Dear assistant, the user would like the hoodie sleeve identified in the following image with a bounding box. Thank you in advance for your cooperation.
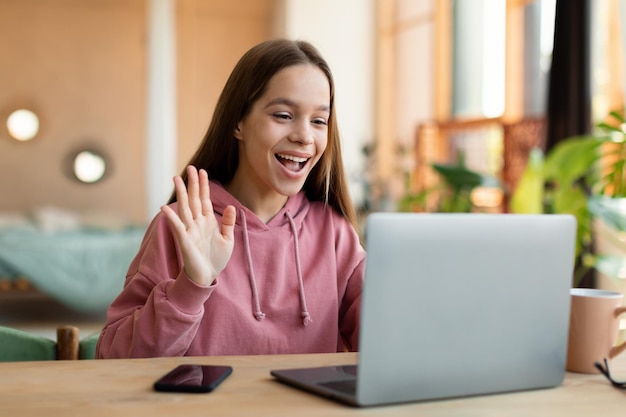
[334,215,366,352]
[339,258,364,351]
[96,212,215,359]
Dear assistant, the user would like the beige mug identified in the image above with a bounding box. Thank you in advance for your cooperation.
[566,288,626,374]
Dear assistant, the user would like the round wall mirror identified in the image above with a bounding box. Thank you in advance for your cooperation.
[6,109,40,141]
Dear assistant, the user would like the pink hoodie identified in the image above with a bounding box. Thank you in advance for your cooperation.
[96,181,365,358]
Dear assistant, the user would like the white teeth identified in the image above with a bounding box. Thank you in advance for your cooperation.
[277,153,308,163]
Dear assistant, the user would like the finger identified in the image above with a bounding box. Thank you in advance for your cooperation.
[186,165,201,219]
[199,169,214,216]
[221,205,237,241]
[161,204,186,240]
[173,175,193,227]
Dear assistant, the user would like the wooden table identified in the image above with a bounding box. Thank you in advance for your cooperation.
[1,352,625,416]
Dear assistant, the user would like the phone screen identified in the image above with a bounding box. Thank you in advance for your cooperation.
[153,364,233,393]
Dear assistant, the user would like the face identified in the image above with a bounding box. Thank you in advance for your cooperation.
[232,64,330,201]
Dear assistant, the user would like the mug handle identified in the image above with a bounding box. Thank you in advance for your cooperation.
[608,306,626,359]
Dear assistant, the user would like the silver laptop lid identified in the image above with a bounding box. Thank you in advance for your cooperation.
[357,213,576,406]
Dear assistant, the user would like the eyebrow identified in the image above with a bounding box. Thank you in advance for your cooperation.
[265,98,330,113]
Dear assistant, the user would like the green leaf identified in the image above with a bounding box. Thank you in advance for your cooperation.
[608,110,626,124]
[431,163,486,190]
[543,137,603,183]
[510,148,544,214]
[597,122,623,133]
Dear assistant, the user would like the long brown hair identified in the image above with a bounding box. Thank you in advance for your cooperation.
[169,38,357,229]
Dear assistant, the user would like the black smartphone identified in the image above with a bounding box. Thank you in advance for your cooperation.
[153,364,233,393]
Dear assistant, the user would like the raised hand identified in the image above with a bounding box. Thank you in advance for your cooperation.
[161,165,236,286]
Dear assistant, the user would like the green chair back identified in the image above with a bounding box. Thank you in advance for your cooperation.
[0,326,57,361]
[79,332,100,359]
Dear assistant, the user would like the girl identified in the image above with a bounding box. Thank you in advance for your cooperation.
[96,39,365,358]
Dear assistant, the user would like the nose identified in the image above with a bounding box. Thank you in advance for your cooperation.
[288,119,314,145]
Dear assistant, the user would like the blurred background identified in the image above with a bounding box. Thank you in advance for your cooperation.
[1,0,625,336]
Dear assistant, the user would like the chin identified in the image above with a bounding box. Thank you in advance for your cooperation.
[275,181,307,197]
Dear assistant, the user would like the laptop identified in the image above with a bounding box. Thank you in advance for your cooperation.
[271,212,576,407]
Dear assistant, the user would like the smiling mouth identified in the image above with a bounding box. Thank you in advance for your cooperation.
[276,153,309,172]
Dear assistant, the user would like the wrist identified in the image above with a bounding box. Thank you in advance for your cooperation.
[166,270,215,314]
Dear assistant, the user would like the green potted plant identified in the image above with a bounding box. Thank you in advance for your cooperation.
[510,109,626,287]
[398,152,501,213]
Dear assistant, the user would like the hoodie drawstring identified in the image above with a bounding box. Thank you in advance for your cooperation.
[285,211,312,326]
[239,209,266,321]
[238,208,312,326]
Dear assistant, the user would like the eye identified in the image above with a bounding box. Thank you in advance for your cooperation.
[272,112,292,120]
[312,118,328,126]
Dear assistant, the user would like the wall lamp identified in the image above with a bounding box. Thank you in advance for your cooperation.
[64,147,110,184]
[6,109,40,141]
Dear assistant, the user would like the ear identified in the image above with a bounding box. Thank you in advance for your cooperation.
[233,122,243,140]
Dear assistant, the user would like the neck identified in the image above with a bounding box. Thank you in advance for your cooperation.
[225,176,288,224]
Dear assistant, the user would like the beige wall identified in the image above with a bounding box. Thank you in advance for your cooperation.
[0,0,272,223]
[0,0,147,222]
[176,0,273,173]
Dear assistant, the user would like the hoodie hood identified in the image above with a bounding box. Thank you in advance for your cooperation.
[209,180,311,232]
[209,180,313,326]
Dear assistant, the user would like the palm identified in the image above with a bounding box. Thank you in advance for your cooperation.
[161,166,236,286]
